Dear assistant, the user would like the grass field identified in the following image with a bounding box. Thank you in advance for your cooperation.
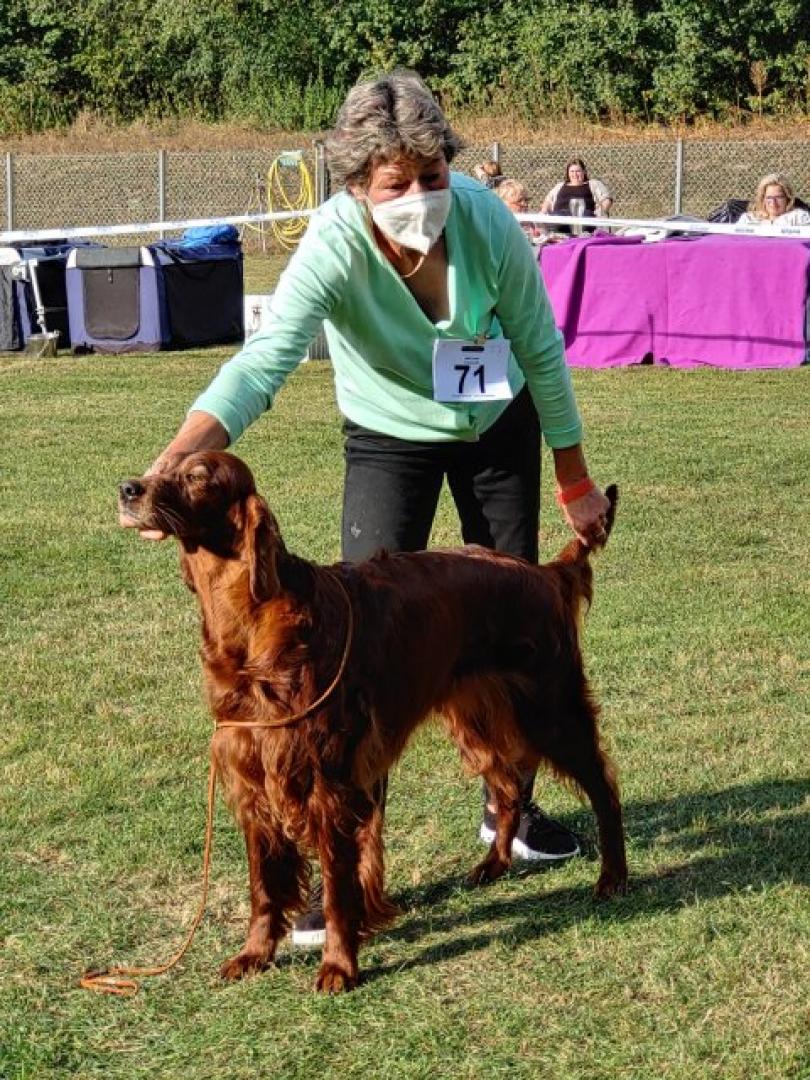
[0,350,808,1079]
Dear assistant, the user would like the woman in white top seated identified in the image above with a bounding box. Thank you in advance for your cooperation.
[540,158,613,219]
[737,173,810,226]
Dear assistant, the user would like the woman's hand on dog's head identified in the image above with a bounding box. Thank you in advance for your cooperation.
[120,452,190,541]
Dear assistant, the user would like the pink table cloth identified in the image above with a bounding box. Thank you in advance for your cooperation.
[538,234,810,368]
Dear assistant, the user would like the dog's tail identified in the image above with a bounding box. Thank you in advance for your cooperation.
[552,484,618,609]
[556,483,618,564]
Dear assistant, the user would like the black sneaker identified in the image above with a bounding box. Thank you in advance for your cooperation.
[479,800,580,861]
[291,880,325,949]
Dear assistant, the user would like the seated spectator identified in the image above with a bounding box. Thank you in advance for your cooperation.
[737,174,810,226]
[473,159,503,189]
[540,158,613,219]
[497,179,544,242]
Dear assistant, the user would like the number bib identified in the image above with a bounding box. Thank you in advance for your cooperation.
[432,338,513,403]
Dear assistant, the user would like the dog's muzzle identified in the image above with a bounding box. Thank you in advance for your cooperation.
[118,479,147,526]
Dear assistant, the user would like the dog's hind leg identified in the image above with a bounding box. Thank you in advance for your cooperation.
[467,769,521,885]
[356,777,398,936]
[443,685,523,885]
[220,822,308,981]
[543,723,627,897]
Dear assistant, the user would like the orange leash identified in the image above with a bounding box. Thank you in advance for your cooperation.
[80,758,218,997]
[80,575,353,996]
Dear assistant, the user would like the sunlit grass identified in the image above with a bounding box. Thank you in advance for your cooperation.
[0,353,808,1079]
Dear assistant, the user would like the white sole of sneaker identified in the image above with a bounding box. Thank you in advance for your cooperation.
[291,927,326,949]
[479,824,580,861]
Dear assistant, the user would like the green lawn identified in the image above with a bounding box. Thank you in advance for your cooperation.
[243,251,289,295]
[0,351,808,1080]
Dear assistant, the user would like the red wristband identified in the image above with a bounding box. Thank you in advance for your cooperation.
[555,476,595,507]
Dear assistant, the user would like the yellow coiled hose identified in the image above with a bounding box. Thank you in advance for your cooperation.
[266,152,315,249]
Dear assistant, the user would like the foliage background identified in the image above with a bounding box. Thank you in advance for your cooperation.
[0,0,807,134]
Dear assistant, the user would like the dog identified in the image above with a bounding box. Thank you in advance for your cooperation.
[118,451,626,993]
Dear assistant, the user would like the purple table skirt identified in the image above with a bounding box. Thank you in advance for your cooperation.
[538,234,810,368]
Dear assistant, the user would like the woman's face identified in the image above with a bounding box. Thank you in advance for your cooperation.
[361,154,450,205]
[504,189,529,213]
[763,184,788,220]
[567,162,586,184]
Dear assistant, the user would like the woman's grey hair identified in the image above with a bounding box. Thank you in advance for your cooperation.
[325,70,462,191]
[752,172,795,217]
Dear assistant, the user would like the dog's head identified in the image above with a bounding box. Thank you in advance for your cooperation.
[118,451,284,602]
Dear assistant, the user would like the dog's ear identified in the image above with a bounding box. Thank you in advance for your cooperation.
[243,494,283,603]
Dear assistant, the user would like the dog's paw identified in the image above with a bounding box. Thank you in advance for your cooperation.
[220,950,273,981]
[594,870,628,898]
[467,854,510,886]
[315,962,358,994]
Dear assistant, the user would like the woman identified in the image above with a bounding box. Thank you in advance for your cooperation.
[496,178,544,242]
[134,71,611,946]
[737,173,810,226]
[473,159,503,189]
[541,158,613,219]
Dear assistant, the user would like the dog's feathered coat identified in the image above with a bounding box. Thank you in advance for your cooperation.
[119,451,626,993]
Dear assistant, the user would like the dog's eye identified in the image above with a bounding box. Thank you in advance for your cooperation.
[186,465,211,484]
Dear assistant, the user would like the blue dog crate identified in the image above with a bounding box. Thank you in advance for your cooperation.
[66,237,244,353]
[66,246,168,353]
[152,238,244,348]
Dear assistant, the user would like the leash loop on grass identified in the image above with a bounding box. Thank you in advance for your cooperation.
[80,575,354,996]
[80,753,218,997]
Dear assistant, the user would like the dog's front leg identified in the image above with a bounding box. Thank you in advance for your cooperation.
[220,821,307,981]
[315,822,363,993]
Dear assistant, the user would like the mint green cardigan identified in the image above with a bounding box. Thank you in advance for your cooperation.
[191,173,583,449]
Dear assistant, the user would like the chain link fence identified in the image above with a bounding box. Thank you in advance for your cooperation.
[459,140,810,219]
[2,139,809,253]
[0,147,320,252]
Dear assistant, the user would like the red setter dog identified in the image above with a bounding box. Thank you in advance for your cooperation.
[119,451,626,993]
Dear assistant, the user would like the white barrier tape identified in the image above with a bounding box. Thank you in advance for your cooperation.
[517,212,810,239]
[2,207,807,246]
[0,209,315,245]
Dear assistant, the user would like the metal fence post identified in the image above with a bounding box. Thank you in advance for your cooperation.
[313,139,327,204]
[674,138,684,215]
[5,152,14,232]
[157,149,167,239]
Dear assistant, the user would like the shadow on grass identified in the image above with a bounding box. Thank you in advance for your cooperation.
[359,776,808,984]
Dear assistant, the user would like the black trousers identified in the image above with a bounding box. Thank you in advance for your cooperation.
[340,387,543,816]
[341,387,541,563]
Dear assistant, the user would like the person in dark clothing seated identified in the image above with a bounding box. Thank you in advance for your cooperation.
[540,158,613,224]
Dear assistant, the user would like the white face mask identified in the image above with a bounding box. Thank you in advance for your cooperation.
[367,188,451,255]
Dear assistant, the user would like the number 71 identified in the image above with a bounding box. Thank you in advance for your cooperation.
[455,363,486,394]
